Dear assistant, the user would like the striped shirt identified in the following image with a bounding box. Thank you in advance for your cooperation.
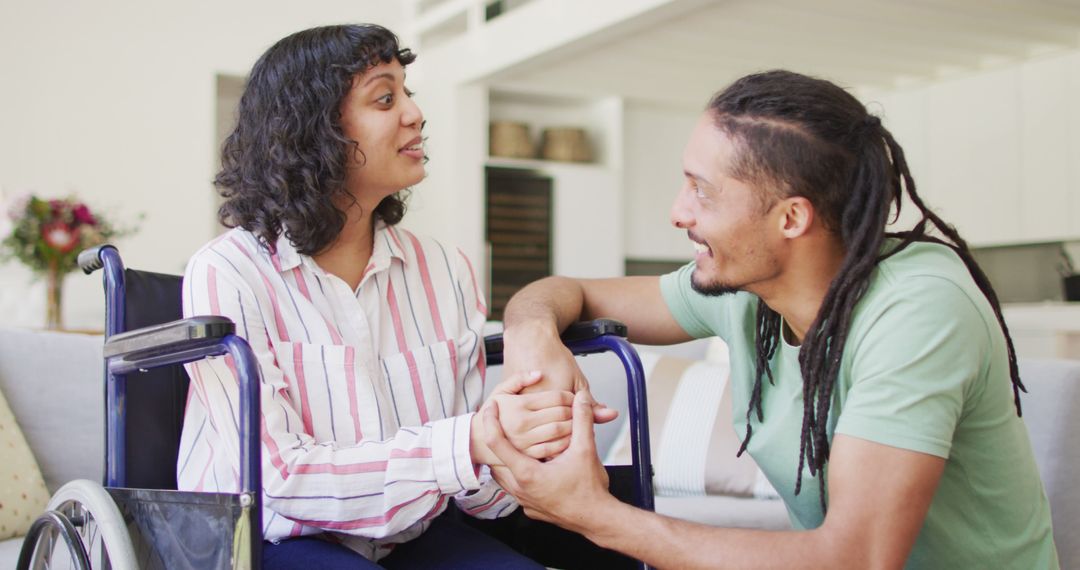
[178,221,516,560]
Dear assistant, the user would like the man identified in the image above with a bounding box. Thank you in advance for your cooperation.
[482,70,1058,568]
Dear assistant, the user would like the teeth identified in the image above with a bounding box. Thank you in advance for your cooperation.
[692,242,709,254]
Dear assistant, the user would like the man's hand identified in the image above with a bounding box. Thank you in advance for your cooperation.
[502,323,619,424]
[482,389,616,534]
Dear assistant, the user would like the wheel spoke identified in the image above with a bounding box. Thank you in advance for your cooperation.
[24,481,137,570]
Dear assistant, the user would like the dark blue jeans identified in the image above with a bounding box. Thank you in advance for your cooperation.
[262,511,544,569]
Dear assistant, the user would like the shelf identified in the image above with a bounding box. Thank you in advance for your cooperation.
[485,156,607,171]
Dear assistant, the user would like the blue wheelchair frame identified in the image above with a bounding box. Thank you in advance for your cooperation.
[26,244,654,569]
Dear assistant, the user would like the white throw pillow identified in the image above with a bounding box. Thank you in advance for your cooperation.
[606,351,779,499]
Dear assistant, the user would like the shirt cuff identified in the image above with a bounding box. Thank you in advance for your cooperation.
[430,414,481,495]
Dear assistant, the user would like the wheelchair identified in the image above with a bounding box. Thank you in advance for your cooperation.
[17,245,655,569]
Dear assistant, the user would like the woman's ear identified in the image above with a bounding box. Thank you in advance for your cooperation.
[778,196,814,239]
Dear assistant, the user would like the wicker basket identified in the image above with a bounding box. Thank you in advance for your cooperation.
[540,127,592,162]
[489,121,535,159]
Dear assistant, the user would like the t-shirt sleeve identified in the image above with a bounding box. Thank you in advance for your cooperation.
[659,262,721,339]
[834,276,993,459]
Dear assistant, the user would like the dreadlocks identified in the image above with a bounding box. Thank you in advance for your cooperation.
[713,70,1026,514]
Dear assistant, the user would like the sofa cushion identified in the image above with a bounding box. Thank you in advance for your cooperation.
[1018,358,1080,569]
[606,352,779,499]
[0,328,104,492]
[655,495,791,530]
[0,537,23,562]
[0,386,51,539]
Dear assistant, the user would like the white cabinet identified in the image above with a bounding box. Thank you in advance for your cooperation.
[872,51,1080,247]
[926,67,1024,245]
[1020,55,1073,243]
[874,88,930,233]
[1070,55,1080,239]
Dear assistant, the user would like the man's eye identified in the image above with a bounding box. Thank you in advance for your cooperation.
[693,183,706,198]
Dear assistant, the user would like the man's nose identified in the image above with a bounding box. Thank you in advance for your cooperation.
[670,189,693,229]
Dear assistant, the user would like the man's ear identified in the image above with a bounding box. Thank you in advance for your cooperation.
[778,196,814,239]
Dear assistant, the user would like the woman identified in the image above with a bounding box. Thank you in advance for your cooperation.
[179,24,568,568]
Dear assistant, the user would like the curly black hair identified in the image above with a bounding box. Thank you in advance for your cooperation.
[215,24,417,255]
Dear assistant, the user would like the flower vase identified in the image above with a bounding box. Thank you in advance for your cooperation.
[45,261,64,330]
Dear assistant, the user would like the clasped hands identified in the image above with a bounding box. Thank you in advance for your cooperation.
[469,368,614,466]
[467,342,621,530]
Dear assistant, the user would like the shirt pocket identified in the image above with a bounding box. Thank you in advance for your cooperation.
[276,341,380,444]
[379,339,462,427]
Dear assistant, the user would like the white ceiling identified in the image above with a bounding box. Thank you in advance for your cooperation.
[488,0,1080,107]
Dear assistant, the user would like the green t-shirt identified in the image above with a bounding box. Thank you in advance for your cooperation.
[660,240,1058,569]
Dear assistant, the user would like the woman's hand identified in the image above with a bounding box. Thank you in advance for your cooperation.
[470,370,574,465]
[491,388,574,460]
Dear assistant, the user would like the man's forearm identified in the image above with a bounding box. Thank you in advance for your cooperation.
[501,276,591,394]
[583,499,848,570]
[503,276,587,337]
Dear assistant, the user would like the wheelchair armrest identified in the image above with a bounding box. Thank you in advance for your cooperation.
[103,315,235,360]
[559,318,628,343]
[484,318,627,357]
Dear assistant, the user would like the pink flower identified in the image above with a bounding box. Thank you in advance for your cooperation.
[72,203,96,225]
[42,220,78,253]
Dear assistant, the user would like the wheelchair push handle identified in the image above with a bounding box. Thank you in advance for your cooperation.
[78,244,118,274]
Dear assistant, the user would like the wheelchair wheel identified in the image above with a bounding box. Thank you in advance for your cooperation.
[18,479,138,570]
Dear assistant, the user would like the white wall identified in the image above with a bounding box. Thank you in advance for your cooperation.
[0,0,405,330]
[622,101,700,261]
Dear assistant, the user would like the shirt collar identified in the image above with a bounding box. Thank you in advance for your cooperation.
[269,220,408,275]
[371,220,409,267]
[272,231,302,273]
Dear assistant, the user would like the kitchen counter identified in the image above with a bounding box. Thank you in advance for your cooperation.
[1002,302,1080,360]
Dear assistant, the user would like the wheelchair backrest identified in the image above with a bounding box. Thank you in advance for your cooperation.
[116,268,189,491]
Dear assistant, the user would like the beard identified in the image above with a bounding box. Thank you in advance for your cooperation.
[690,270,741,297]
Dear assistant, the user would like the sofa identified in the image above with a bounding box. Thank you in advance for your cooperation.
[0,327,105,564]
[1,325,1077,568]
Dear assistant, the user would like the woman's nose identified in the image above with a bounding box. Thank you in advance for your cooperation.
[403,96,423,129]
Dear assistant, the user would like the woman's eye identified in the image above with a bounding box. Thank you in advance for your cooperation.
[404,87,415,98]
[377,93,394,106]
